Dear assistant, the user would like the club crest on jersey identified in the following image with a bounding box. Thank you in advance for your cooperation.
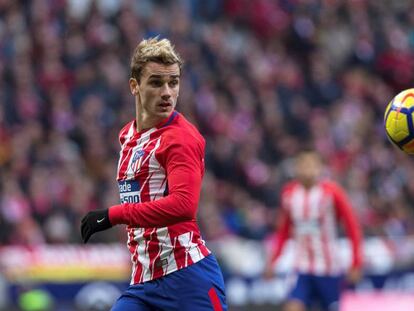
[131,149,145,172]
[131,149,145,164]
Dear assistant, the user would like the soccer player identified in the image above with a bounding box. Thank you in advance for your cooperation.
[264,151,362,311]
[80,37,227,311]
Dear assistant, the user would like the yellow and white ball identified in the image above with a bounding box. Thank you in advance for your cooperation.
[384,88,414,154]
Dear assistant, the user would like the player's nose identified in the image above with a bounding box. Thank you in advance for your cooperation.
[160,84,172,99]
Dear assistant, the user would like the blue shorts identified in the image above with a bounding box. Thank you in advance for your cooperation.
[288,273,344,311]
[111,254,227,311]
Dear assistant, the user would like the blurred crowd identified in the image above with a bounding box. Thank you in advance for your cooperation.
[1,0,414,247]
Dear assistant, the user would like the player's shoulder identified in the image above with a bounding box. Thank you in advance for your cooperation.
[119,120,135,144]
[281,180,300,195]
[163,112,205,147]
[172,112,203,136]
[120,120,134,135]
[320,179,344,194]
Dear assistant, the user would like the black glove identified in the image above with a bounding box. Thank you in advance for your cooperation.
[81,209,112,243]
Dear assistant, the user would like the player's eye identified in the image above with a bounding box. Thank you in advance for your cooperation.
[169,80,178,87]
[149,80,163,87]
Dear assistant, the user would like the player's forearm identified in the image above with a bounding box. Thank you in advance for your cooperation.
[269,223,290,264]
[349,229,362,268]
[269,230,290,264]
[269,207,291,265]
[343,215,363,268]
[332,184,363,269]
[109,190,198,227]
[341,206,363,268]
[269,242,285,265]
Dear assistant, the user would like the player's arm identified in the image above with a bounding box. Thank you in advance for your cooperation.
[264,190,292,278]
[268,208,291,265]
[331,183,363,271]
[109,138,203,227]
[81,137,203,243]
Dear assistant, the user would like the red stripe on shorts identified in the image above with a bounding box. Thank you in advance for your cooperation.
[208,287,223,311]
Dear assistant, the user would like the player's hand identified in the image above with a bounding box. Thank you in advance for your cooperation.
[81,209,112,243]
[263,264,275,280]
[346,267,362,284]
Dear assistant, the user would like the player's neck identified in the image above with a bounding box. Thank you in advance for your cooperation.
[136,117,158,132]
[301,180,316,189]
[135,111,161,132]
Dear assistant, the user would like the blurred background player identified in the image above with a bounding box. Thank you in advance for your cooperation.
[80,37,227,311]
[264,151,362,311]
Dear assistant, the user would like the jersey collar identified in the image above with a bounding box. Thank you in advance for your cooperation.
[133,110,178,135]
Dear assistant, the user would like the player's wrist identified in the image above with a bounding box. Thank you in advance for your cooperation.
[351,257,362,269]
[108,204,127,225]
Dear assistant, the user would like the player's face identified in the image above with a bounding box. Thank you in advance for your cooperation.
[130,62,180,122]
[295,153,322,187]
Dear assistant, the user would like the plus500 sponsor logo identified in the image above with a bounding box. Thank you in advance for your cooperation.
[118,181,140,203]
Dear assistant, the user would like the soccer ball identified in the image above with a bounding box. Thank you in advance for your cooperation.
[384,88,414,154]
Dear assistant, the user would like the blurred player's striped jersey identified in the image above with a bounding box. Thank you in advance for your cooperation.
[116,111,210,284]
[273,181,361,276]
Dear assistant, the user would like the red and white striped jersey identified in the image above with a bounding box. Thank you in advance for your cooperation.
[269,180,362,276]
[109,111,210,284]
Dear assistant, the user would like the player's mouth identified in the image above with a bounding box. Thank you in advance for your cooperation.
[159,101,172,107]
[158,101,172,110]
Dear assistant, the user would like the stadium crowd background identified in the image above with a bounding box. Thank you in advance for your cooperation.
[1,0,414,269]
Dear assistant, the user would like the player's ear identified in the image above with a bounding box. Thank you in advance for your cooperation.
[129,78,140,95]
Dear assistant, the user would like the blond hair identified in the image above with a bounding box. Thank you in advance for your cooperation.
[130,37,183,81]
